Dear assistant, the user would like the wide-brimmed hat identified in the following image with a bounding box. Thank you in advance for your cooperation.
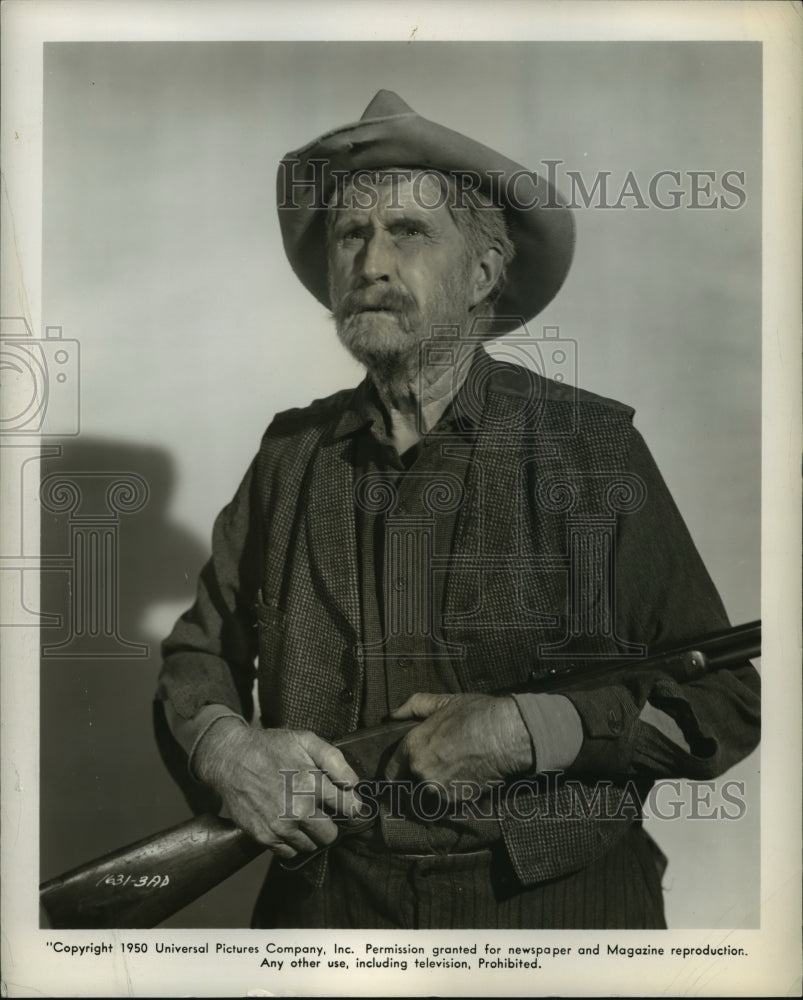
[276,90,575,333]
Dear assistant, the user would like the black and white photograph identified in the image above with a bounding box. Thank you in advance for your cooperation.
[1,2,800,996]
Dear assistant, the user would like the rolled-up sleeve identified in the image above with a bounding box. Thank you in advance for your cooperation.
[563,427,761,781]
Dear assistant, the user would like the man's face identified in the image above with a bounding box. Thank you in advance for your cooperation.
[327,172,474,375]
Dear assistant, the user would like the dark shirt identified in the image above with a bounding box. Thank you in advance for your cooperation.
[335,373,501,851]
[334,375,476,726]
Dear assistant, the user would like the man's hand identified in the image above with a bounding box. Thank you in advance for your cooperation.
[193,719,364,860]
[385,693,534,801]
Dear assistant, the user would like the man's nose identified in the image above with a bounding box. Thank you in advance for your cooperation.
[358,229,394,283]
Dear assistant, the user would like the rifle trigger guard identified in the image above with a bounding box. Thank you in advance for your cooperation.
[277,815,376,872]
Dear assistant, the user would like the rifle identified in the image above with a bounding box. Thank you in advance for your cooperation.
[39,620,760,929]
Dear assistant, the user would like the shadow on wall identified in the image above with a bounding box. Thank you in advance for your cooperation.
[38,438,271,928]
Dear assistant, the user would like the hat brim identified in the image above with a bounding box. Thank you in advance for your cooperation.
[276,108,575,334]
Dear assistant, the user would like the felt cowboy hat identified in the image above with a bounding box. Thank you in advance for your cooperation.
[276,90,575,333]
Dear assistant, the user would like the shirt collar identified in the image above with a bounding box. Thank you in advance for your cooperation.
[331,377,385,441]
[331,346,492,443]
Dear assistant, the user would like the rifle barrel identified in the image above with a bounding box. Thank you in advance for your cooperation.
[533,620,760,693]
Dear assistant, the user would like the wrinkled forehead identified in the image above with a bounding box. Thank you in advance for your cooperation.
[328,168,454,215]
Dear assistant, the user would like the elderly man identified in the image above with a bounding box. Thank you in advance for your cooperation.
[156,91,760,929]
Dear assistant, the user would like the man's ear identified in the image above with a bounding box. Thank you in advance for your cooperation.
[469,246,504,309]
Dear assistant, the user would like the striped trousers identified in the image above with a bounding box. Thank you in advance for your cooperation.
[252,824,667,929]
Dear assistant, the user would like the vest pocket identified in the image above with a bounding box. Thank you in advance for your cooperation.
[254,590,286,671]
[254,591,287,728]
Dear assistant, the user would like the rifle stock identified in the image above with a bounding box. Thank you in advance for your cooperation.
[40,814,263,930]
[40,719,420,929]
[39,621,760,929]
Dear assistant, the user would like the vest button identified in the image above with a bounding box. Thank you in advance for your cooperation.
[340,688,355,703]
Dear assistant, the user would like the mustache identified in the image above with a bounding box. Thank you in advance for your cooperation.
[334,287,418,322]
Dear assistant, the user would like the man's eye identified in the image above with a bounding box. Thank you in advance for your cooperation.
[393,224,423,238]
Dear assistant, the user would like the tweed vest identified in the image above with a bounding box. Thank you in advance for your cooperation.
[251,365,645,885]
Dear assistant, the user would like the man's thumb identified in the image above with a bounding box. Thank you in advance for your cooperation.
[389,692,453,720]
